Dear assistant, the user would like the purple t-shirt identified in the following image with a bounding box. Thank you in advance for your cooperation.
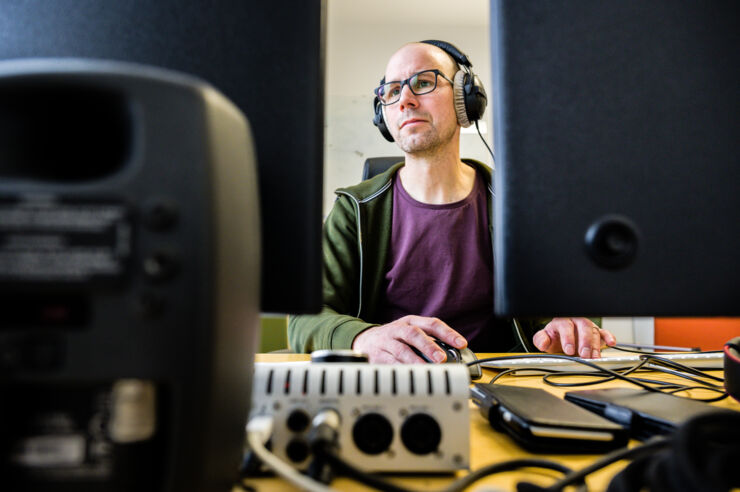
[377,168,498,350]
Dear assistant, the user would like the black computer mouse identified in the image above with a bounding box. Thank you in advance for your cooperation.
[410,338,482,380]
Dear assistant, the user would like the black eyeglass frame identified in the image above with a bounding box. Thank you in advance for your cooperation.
[373,69,454,106]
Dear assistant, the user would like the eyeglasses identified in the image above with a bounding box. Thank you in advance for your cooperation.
[374,69,454,106]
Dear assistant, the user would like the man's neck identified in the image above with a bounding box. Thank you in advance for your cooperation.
[399,148,476,205]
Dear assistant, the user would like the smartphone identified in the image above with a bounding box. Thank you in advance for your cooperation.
[564,388,722,440]
[471,383,629,453]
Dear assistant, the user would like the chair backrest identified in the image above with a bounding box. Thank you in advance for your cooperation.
[362,156,403,180]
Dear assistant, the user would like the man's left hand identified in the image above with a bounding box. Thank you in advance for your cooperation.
[532,317,616,359]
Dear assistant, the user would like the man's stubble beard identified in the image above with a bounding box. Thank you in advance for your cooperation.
[396,119,457,155]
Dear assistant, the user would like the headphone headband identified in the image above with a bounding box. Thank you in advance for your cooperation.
[419,39,472,68]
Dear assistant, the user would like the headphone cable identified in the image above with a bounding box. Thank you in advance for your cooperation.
[474,120,495,165]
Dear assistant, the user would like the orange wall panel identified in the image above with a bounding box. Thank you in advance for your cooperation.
[654,318,740,351]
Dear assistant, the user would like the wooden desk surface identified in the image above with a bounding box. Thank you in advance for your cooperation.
[237,353,738,492]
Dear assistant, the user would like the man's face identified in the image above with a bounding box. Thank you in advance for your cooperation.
[383,44,459,154]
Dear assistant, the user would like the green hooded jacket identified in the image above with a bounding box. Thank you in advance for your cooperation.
[288,159,598,353]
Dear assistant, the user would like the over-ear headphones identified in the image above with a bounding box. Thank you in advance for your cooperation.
[724,336,740,402]
[372,40,488,143]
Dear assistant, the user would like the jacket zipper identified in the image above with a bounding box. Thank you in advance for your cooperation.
[334,179,393,318]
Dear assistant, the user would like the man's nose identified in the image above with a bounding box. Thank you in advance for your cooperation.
[398,84,419,110]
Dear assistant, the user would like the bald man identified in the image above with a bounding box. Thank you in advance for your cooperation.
[288,41,615,363]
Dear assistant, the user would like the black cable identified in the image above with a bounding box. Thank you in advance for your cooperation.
[487,367,563,384]
[606,410,740,492]
[314,441,584,492]
[500,407,740,491]
[487,366,673,390]
[630,355,728,401]
[439,458,583,492]
[609,346,726,384]
[475,120,495,163]
[661,385,728,402]
[641,364,722,386]
[541,358,654,387]
[646,365,725,390]
[537,358,693,390]
[529,437,672,491]
[639,354,724,382]
[306,408,342,484]
[313,447,410,492]
[472,353,727,401]
[472,354,663,393]
[487,359,657,387]
[541,373,687,389]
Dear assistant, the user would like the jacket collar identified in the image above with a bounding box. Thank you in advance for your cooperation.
[336,158,492,202]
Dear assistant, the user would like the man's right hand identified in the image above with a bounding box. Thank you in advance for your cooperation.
[351,315,467,364]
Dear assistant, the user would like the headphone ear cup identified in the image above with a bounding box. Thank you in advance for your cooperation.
[453,70,488,127]
[372,97,394,142]
[465,73,487,123]
[452,70,472,127]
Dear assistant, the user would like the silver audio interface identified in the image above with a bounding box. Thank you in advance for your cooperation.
[249,362,470,472]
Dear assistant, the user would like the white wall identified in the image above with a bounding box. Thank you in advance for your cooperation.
[600,318,655,346]
[324,0,492,216]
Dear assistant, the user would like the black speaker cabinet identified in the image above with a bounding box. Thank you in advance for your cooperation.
[0,59,261,492]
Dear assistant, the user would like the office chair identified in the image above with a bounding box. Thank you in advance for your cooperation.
[360,155,535,353]
[362,156,404,181]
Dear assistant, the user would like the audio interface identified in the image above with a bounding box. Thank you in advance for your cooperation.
[249,362,470,472]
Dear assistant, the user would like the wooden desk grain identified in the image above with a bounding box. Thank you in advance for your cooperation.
[237,353,738,491]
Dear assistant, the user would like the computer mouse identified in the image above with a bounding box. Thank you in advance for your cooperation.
[410,338,482,380]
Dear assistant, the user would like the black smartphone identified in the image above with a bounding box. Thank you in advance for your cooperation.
[471,383,629,453]
[564,388,725,440]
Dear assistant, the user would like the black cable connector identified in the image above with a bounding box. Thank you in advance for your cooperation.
[306,408,341,485]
